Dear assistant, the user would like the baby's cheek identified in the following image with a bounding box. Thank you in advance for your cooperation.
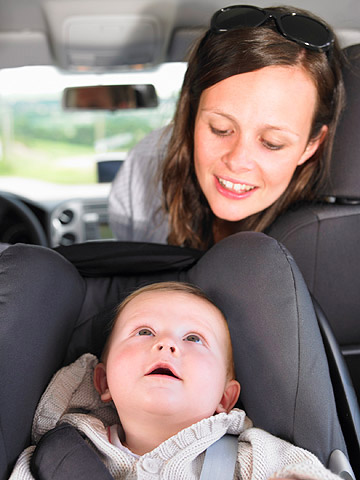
[196,359,226,391]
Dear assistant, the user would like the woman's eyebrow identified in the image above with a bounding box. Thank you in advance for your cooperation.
[262,124,300,139]
[199,108,233,119]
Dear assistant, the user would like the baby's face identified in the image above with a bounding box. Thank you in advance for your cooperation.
[101,290,234,426]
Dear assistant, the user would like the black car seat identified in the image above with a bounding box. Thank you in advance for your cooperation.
[267,43,360,475]
[0,233,354,479]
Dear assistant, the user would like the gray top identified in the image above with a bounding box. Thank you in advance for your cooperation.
[108,127,171,244]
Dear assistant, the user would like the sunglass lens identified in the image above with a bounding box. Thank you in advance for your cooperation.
[280,14,331,49]
[213,6,267,31]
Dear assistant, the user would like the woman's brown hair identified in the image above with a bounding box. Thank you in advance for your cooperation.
[162,6,345,249]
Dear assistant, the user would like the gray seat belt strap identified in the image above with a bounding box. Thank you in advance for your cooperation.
[200,434,238,480]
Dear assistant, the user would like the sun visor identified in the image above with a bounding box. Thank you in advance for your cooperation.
[0,32,52,68]
[43,0,176,71]
[63,15,162,68]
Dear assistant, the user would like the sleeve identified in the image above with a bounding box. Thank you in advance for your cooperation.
[108,127,171,243]
[9,446,36,480]
[236,427,342,480]
[270,462,343,480]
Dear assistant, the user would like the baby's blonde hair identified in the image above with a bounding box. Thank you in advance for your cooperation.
[102,281,236,381]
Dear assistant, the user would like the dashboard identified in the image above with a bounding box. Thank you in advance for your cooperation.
[0,178,115,247]
[50,197,114,246]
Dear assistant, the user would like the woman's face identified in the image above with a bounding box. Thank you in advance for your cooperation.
[193,65,326,222]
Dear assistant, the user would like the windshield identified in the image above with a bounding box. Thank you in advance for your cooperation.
[0,63,186,185]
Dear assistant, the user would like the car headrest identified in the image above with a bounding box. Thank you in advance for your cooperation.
[322,43,360,200]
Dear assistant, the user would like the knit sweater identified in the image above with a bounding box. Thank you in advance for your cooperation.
[10,354,342,480]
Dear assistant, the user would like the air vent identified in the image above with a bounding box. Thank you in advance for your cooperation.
[58,209,74,225]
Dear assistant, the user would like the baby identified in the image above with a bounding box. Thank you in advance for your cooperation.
[11,282,343,479]
[94,281,241,458]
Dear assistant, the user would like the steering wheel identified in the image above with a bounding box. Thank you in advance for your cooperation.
[0,193,48,246]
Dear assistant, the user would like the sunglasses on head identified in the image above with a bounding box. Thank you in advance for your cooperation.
[210,5,334,53]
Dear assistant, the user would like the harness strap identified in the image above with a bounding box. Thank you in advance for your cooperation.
[30,423,114,479]
[200,434,238,480]
[31,424,238,479]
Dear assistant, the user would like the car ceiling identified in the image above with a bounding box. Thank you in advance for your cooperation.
[0,0,358,71]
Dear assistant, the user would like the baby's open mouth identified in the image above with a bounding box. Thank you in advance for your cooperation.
[146,367,180,379]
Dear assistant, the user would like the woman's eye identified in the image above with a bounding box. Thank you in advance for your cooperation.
[185,334,202,344]
[210,125,232,137]
[262,139,284,151]
[137,328,153,336]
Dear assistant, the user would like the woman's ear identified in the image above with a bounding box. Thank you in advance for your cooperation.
[94,363,112,403]
[215,379,241,414]
[297,125,328,166]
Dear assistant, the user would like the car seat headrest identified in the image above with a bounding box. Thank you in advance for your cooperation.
[321,44,360,201]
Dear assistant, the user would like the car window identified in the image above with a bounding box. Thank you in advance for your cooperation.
[0,62,186,185]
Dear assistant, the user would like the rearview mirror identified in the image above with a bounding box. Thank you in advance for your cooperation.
[62,84,158,111]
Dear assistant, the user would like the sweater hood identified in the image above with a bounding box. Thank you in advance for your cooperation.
[32,353,119,443]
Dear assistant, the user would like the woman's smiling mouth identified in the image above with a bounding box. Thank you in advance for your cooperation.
[216,176,257,197]
[217,177,255,193]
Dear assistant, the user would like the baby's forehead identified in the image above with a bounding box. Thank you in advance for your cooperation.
[122,289,220,313]
[117,289,227,330]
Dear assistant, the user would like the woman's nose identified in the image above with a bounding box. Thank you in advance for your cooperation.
[222,138,255,173]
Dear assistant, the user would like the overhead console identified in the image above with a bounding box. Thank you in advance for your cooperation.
[42,0,176,70]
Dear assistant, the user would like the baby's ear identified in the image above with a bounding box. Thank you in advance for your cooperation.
[215,380,241,414]
[94,363,112,403]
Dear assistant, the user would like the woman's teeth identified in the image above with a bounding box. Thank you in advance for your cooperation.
[218,177,255,193]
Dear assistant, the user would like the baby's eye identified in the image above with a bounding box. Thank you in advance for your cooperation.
[184,334,202,344]
[137,328,153,336]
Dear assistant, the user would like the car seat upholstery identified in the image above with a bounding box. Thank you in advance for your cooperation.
[269,43,360,360]
[0,233,352,479]
[267,43,360,476]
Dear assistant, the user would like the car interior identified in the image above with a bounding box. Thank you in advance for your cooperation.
[0,0,358,249]
[1,0,360,479]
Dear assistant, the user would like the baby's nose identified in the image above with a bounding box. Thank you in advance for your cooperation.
[157,343,176,353]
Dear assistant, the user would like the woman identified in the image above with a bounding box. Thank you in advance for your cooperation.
[109,5,344,249]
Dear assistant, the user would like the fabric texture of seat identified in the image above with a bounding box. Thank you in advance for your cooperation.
[269,44,360,344]
[267,43,360,387]
[0,244,85,479]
